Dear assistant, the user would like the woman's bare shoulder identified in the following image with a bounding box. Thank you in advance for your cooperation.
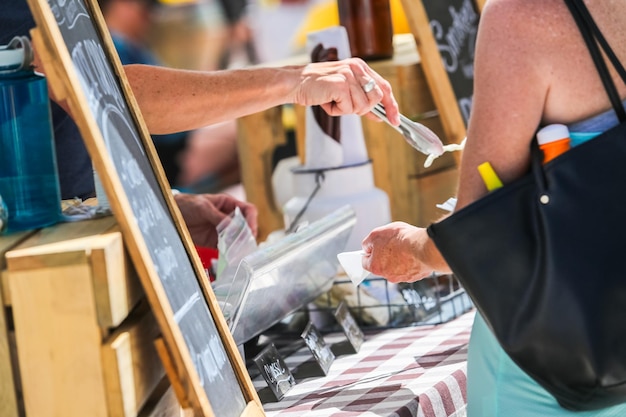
[478,0,626,125]
[480,0,570,42]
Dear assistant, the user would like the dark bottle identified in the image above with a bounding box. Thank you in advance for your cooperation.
[337,0,394,61]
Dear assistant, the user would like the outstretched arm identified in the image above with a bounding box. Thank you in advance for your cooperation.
[124,59,399,134]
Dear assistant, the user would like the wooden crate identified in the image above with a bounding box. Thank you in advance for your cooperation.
[0,217,185,417]
[0,230,31,417]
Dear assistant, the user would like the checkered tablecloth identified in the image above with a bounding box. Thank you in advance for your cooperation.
[254,310,476,417]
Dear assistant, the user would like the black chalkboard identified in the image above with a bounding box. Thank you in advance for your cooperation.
[253,344,296,401]
[421,0,479,125]
[333,302,364,353]
[26,0,261,415]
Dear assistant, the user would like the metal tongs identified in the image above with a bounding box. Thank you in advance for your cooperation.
[371,103,444,157]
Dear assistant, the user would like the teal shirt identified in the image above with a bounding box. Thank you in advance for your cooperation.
[567,99,626,146]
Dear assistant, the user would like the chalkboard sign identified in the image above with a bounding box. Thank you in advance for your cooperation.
[25,0,263,416]
[401,0,482,146]
[253,344,296,401]
[301,322,335,375]
[334,302,364,353]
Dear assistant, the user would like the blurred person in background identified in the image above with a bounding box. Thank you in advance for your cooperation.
[98,0,241,193]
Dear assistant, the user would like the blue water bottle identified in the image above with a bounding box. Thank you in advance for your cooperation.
[0,36,61,234]
[0,193,8,234]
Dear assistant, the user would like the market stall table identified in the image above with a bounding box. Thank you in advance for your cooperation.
[254,310,475,417]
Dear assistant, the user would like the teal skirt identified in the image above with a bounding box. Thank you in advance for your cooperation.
[466,313,626,416]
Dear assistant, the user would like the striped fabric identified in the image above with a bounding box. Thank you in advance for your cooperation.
[255,310,475,417]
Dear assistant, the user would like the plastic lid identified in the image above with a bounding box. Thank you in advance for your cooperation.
[0,49,24,69]
[0,36,33,72]
[537,124,570,145]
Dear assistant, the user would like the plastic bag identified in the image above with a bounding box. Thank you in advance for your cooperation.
[212,207,258,325]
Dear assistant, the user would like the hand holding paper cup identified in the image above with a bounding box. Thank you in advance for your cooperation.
[337,250,371,286]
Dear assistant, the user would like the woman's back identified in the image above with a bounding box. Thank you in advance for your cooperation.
[457,0,626,209]
[462,1,626,415]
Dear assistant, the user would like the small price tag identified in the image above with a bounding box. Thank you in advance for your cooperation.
[301,321,335,375]
[253,343,296,401]
[334,301,364,353]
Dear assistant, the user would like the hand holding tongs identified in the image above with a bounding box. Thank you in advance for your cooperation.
[371,103,444,157]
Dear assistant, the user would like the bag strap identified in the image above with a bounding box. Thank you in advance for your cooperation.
[564,0,626,122]
[568,0,626,84]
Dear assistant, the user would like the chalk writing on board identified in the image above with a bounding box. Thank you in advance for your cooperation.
[425,0,478,124]
[254,343,296,401]
[334,302,364,353]
[44,0,247,415]
[301,322,335,375]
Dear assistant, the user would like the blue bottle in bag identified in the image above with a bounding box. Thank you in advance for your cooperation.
[0,37,61,233]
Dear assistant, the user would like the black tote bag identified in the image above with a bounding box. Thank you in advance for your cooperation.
[426,0,626,411]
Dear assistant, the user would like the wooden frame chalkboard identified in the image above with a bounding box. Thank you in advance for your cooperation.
[400,0,485,147]
[25,0,264,416]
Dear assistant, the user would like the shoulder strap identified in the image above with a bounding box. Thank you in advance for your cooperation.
[564,0,626,122]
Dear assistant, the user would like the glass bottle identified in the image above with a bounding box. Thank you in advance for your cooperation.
[337,0,394,61]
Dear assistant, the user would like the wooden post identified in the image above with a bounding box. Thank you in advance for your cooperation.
[236,107,287,241]
[400,0,482,159]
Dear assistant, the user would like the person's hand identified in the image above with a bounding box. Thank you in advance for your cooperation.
[361,222,445,283]
[293,58,400,126]
[174,192,258,248]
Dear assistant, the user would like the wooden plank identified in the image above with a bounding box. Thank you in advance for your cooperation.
[6,222,142,330]
[0,230,35,306]
[236,107,287,241]
[137,380,189,417]
[137,381,184,417]
[9,262,109,417]
[90,230,143,329]
[3,220,148,416]
[0,230,37,417]
[0,300,19,417]
[364,35,455,226]
[154,337,191,410]
[400,0,478,151]
[101,302,164,417]
[411,166,459,226]
[6,216,117,256]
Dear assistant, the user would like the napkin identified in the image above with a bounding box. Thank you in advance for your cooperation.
[304,26,369,169]
[337,250,371,286]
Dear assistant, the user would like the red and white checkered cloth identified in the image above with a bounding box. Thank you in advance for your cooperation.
[255,310,476,417]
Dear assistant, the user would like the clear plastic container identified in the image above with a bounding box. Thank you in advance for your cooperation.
[221,205,357,345]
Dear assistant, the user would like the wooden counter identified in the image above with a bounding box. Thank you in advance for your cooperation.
[236,34,459,241]
[0,218,187,417]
